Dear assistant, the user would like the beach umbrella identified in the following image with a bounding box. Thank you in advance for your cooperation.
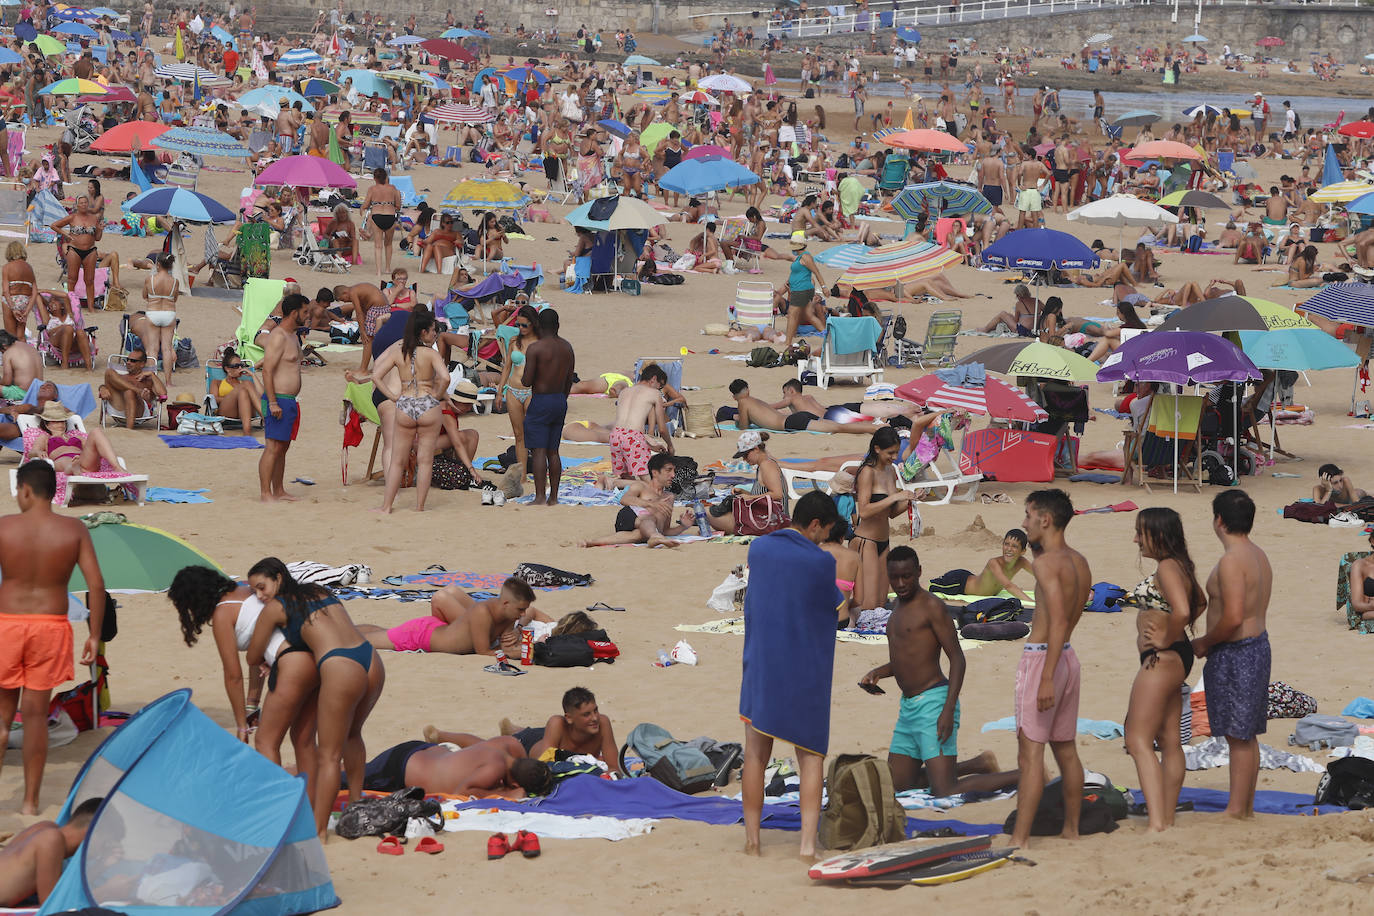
[430,103,493,124]
[683,143,732,160]
[955,340,1100,382]
[566,195,667,231]
[155,63,229,85]
[383,69,430,85]
[91,120,169,152]
[441,27,470,38]
[1068,195,1178,257]
[466,29,492,39]
[1256,36,1285,47]
[502,66,548,86]
[424,76,452,91]
[880,128,967,154]
[812,243,873,269]
[52,21,97,38]
[256,155,357,189]
[299,78,341,97]
[418,38,475,62]
[321,106,383,128]
[442,178,530,210]
[697,72,752,93]
[151,126,249,158]
[1156,189,1229,211]
[835,238,963,291]
[30,34,65,56]
[388,34,425,46]
[89,6,121,15]
[123,187,235,223]
[658,156,760,196]
[1346,193,1374,216]
[37,77,106,96]
[208,24,235,46]
[1323,143,1344,188]
[981,227,1099,271]
[631,87,671,104]
[52,6,97,20]
[596,118,631,138]
[1126,140,1202,161]
[1183,33,1209,42]
[896,374,1048,423]
[1237,328,1360,372]
[1112,109,1161,127]
[1301,283,1374,326]
[0,49,20,66]
[1338,121,1374,139]
[78,84,134,105]
[70,519,222,593]
[234,86,315,114]
[277,47,323,68]
[1157,295,1315,332]
[638,122,677,154]
[896,26,921,43]
[339,68,394,98]
[891,181,993,218]
[1182,104,1224,119]
[1085,32,1112,44]
[681,90,719,106]
[1311,180,1374,203]
[624,54,660,67]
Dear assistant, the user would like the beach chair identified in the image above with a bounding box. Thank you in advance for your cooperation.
[202,359,262,430]
[780,459,861,501]
[877,155,909,192]
[392,175,426,207]
[100,356,163,430]
[294,219,350,273]
[1217,150,1237,177]
[341,380,384,485]
[732,280,775,331]
[801,315,884,390]
[10,414,148,506]
[164,163,199,191]
[1099,118,1123,141]
[896,417,982,505]
[235,278,286,364]
[895,308,961,369]
[70,267,111,313]
[203,225,244,289]
[1134,393,1205,493]
[39,306,99,370]
[0,185,27,241]
[361,142,389,172]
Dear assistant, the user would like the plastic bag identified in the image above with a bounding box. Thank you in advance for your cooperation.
[708,567,748,614]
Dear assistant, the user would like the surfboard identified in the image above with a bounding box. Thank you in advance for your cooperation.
[808,835,992,881]
[846,848,1016,887]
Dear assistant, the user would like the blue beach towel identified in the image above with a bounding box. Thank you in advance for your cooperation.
[159,435,264,449]
[146,487,212,504]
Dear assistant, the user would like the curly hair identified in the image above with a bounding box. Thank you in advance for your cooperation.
[168,565,239,646]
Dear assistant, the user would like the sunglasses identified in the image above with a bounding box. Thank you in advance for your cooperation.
[225,362,244,370]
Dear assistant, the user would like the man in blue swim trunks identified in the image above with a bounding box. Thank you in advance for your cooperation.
[258,294,306,503]
[520,309,575,505]
[861,547,1019,796]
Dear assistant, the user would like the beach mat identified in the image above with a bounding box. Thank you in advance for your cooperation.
[676,616,982,649]
[381,568,577,592]
[159,434,264,449]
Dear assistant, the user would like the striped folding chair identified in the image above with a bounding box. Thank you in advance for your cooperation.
[732,280,775,331]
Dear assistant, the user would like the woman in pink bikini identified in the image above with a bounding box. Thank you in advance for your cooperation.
[31,403,126,475]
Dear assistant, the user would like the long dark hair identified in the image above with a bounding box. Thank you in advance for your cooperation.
[1136,507,1205,625]
[247,556,331,623]
[860,426,901,469]
[168,565,238,646]
[514,304,541,340]
[401,304,434,358]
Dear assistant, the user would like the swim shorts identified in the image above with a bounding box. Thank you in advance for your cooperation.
[927,569,975,596]
[784,411,819,432]
[386,616,445,653]
[523,392,568,451]
[1016,188,1044,213]
[890,683,959,761]
[362,740,437,792]
[0,613,74,691]
[981,185,1003,207]
[513,726,546,753]
[609,425,652,478]
[261,394,301,443]
[1014,643,1080,743]
[1204,632,1271,741]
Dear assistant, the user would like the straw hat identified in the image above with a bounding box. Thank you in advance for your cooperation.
[169,391,199,406]
[39,403,71,424]
[789,236,808,250]
[448,378,480,404]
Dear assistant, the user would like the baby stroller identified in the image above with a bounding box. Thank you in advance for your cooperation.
[62,105,98,155]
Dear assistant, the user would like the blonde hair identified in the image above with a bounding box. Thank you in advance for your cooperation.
[4,242,25,262]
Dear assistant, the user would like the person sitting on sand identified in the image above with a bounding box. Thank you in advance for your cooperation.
[581,453,702,547]
[361,736,552,798]
[727,379,886,435]
[1234,225,1264,264]
[703,431,788,535]
[1315,463,1368,505]
[1346,530,1374,622]
[0,797,101,906]
[358,577,549,656]
[979,283,1037,335]
[927,528,1034,603]
[427,686,622,773]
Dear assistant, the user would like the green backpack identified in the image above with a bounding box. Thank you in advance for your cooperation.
[747,346,781,368]
[818,753,908,851]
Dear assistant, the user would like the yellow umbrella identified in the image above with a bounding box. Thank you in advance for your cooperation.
[442,178,530,210]
[174,24,184,61]
[382,69,429,84]
[902,107,914,130]
[1310,180,1374,203]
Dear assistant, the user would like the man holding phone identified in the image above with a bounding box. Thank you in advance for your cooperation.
[860,547,1019,796]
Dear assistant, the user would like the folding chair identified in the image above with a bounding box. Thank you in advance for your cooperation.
[800,315,884,390]
[203,359,262,430]
[164,163,199,191]
[781,459,861,501]
[896,418,982,505]
[0,184,28,241]
[1134,393,1205,493]
[896,308,962,368]
[204,225,244,289]
[341,381,384,485]
[100,356,163,430]
[9,415,147,506]
[362,142,389,172]
[1100,118,1124,141]
[391,175,426,207]
[294,220,350,273]
[732,280,775,330]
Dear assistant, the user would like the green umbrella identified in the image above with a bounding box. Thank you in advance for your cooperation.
[70,514,223,592]
[32,34,66,57]
[639,122,676,155]
[955,340,1101,382]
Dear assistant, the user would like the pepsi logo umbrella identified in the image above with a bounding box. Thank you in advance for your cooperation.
[123,187,235,224]
[896,374,1048,423]
[981,227,1099,271]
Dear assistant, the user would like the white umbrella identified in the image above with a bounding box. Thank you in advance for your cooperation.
[1085,32,1112,44]
[1067,194,1178,251]
[697,73,752,94]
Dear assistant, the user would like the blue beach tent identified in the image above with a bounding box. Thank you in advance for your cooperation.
[39,689,338,916]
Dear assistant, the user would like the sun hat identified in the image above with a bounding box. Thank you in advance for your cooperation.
[733,430,762,457]
[448,377,480,404]
[789,230,808,250]
[39,403,72,423]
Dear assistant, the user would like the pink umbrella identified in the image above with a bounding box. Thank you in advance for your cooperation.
[80,85,135,104]
[682,90,718,106]
[684,144,732,160]
[1032,140,1054,156]
[895,375,1047,423]
[431,102,493,124]
[255,154,357,189]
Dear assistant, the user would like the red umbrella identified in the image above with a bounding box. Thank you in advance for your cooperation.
[430,102,493,124]
[684,144,732,160]
[1339,121,1374,139]
[418,38,475,62]
[1256,36,1285,47]
[91,120,170,152]
[80,84,135,104]
[895,375,1047,423]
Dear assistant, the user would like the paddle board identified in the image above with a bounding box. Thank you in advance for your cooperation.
[808,835,991,881]
[846,848,1016,887]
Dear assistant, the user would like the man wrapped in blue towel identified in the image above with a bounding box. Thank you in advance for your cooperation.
[739,490,843,859]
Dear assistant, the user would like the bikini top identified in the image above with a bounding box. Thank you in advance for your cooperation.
[47,432,83,453]
[510,348,526,367]
[280,592,340,650]
[1123,574,1170,613]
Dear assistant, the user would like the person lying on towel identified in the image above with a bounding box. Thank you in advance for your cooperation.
[357,577,551,656]
[927,529,1033,604]
[725,379,886,435]
[362,736,552,798]
[0,797,100,906]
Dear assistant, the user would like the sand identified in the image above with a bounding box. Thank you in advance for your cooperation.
[2,83,1372,914]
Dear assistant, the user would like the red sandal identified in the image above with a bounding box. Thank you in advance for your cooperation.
[486,833,511,860]
[414,836,444,854]
[514,830,541,858]
[376,836,403,856]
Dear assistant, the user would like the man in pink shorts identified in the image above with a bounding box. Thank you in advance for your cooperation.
[607,364,673,484]
[1010,489,1091,849]
[357,577,551,656]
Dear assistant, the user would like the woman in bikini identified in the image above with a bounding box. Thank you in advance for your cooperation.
[616,129,648,198]
[742,207,789,261]
[360,305,449,513]
[1,241,37,339]
[325,204,359,264]
[385,267,414,311]
[32,403,126,475]
[1123,507,1206,832]
[52,194,103,317]
[211,345,263,433]
[247,557,385,837]
[853,426,913,611]
[704,431,788,535]
[142,253,179,385]
[542,118,572,188]
[821,517,861,627]
[360,167,402,280]
[495,304,540,475]
[419,213,460,275]
[478,211,507,263]
[43,287,95,371]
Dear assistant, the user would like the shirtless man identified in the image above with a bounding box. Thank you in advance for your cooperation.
[1010,489,1091,848]
[1013,147,1049,229]
[306,113,330,157]
[359,577,546,656]
[274,101,303,154]
[521,309,575,505]
[1314,463,1367,505]
[98,348,165,430]
[1263,186,1291,229]
[335,282,390,368]
[431,686,623,773]
[258,294,305,502]
[0,331,41,393]
[581,453,699,548]
[1192,490,1272,818]
[861,547,1020,795]
[0,462,105,813]
[361,736,551,799]
[608,363,672,483]
[728,379,884,435]
[0,797,100,905]
[929,528,1033,603]
[974,148,1009,214]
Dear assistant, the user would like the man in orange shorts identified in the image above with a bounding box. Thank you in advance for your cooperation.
[0,462,106,814]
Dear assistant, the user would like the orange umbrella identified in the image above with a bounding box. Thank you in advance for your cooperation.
[879,128,967,154]
[1125,140,1202,161]
[91,120,170,153]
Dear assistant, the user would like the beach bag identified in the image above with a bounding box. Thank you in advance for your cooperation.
[174,337,200,369]
[104,285,127,312]
[621,723,717,795]
[681,403,720,438]
[960,620,1030,641]
[957,597,1028,628]
[818,754,907,851]
[336,787,443,839]
[533,633,594,667]
[175,412,224,435]
[1289,714,1358,751]
[666,456,700,494]
[430,454,473,490]
[512,562,593,588]
[1314,756,1374,810]
[1085,582,1126,613]
[1002,778,1121,837]
[733,495,790,536]
[747,346,781,368]
[1267,681,1317,719]
[330,322,361,345]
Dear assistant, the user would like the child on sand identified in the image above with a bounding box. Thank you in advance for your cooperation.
[926,529,1033,603]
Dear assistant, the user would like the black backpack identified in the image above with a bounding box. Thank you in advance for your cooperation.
[512,562,593,588]
[335,787,443,839]
[1002,778,1124,836]
[1315,756,1374,809]
[533,628,611,667]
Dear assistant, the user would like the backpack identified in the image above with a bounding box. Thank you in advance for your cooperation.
[534,628,619,667]
[1314,756,1374,809]
[1002,778,1122,836]
[174,337,200,369]
[512,562,593,588]
[747,346,781,368]
[1289,714,1358,751]
[1201,450,1235,487]
[957,597,1028,628]
[335,787,443,839]
[1085,582,1126,613]
[620,723,717,795]
[818,754,908,851]
[1267,681,1317,720]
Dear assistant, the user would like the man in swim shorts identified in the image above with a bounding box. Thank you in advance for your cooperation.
[1010,489,1090,848]
[1192,490,1272,818]
[608,364,673,483]
[1013,146,1049,229]
[521,309,575,505]
[259,295,306,502]
[584,454,701,548]
[861,547,1019,795]
[729,380,886,436]
[358,577,548,656]
[362,736,551,798]
[427,686,624,774]
[928,529,1033,604]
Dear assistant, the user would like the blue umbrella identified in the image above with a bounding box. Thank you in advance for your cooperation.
[466,29,492,39]
[1237,328,1360,371]
[236,86,314,113]
[897,26,921,43]
[209,25,235,47]
[151,126,250,159]
[110,28,132,41]
[89,6,120,16]
[597,118,631,138]
[122,187,235,223]
[277,48,323,68]
[502,67,548,85]
[1347,192,1374,216]
[812,242,872,268]
[423,74,451,91]
[0,49,21,65]
[981,227,1099,271]
[339,69,394,98]
[891,181,993,218]
[52,21,97,38]
[1302,283,1374,326]
[658,156,760,195]
[388,35,425,46]
[299,78,341,98]
[441,28,471,38]
[52,6,95,20]
[14,22,35,41]
[1323,143,1343,188]
[624,54,660,67]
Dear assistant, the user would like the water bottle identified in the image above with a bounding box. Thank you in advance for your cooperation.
[695,502,712,538]
[655,649,674,667]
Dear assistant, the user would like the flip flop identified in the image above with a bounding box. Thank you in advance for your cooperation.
[484,661,527,676]
[377,836,403,856]
[414,836,445,854]
[586,602,626,612]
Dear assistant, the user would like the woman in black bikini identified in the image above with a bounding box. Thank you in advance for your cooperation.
[853,426,913,611]
[248,557,386,837]
[1123,507,1206,832]
[360,167,402,281]
[52,195,102,317]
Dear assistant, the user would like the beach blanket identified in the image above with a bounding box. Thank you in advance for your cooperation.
[1129,786,1342,816]
[438,805,655,840]
[1182,737,1325,774]
[146,487,212,504]
[159,435,264,449]
[716,421,828,435]
[328,586,439,603]
[381,568,577,592]
[1069,472,1124,485]
[933,588,1036,607]
[597,533,721,547]
[515,484,624,507]
[981,715,1124,739]
[676,615,982,649]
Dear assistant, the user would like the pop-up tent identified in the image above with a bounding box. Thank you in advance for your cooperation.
[40,689,338,916]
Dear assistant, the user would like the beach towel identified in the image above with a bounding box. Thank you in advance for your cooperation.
[435,804,655,841]
[1069,472,1124,484]
[716,421,827,436]
[827,315,882,355]
[1075,500,1139,515]
[328,586,437,603]
[159,435,264,449]
[1130,786,1342,816]
[239,220,271,278]
[1343,697,1374,719]
[1181,737,1325,774]
[514,484,624,507]
[381,568,574,592]
[676,616,982,649]
[981,716,1124,739]
[145,487,212,504]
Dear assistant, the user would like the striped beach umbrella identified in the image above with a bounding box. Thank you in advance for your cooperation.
[1310,180,1374,204]
[835,238,963,290]
[154,63,230,86]
[442,178,530,210]
[896,374,1047,422]
[430,103,493,124]
[1300,283,1374,326]
[123,187,236,223]
[277,47,323,68]
[322,106,384,128]
[38,77,106,96]
[299,78,342,97]
[235,87,315,113]
[812,243,873,269]
[151,126,250,158]
[891,181,993,218]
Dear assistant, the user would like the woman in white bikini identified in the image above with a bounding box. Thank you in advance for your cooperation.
[360,167,402,280]
[52,195,103,317]
[616,129,648,197]
[142,253,180,385]
[495,304,541,475]
[1,241,38,339]
[43,288,95,371]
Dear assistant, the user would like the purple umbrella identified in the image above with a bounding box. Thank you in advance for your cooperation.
[1096,331,1260,491]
